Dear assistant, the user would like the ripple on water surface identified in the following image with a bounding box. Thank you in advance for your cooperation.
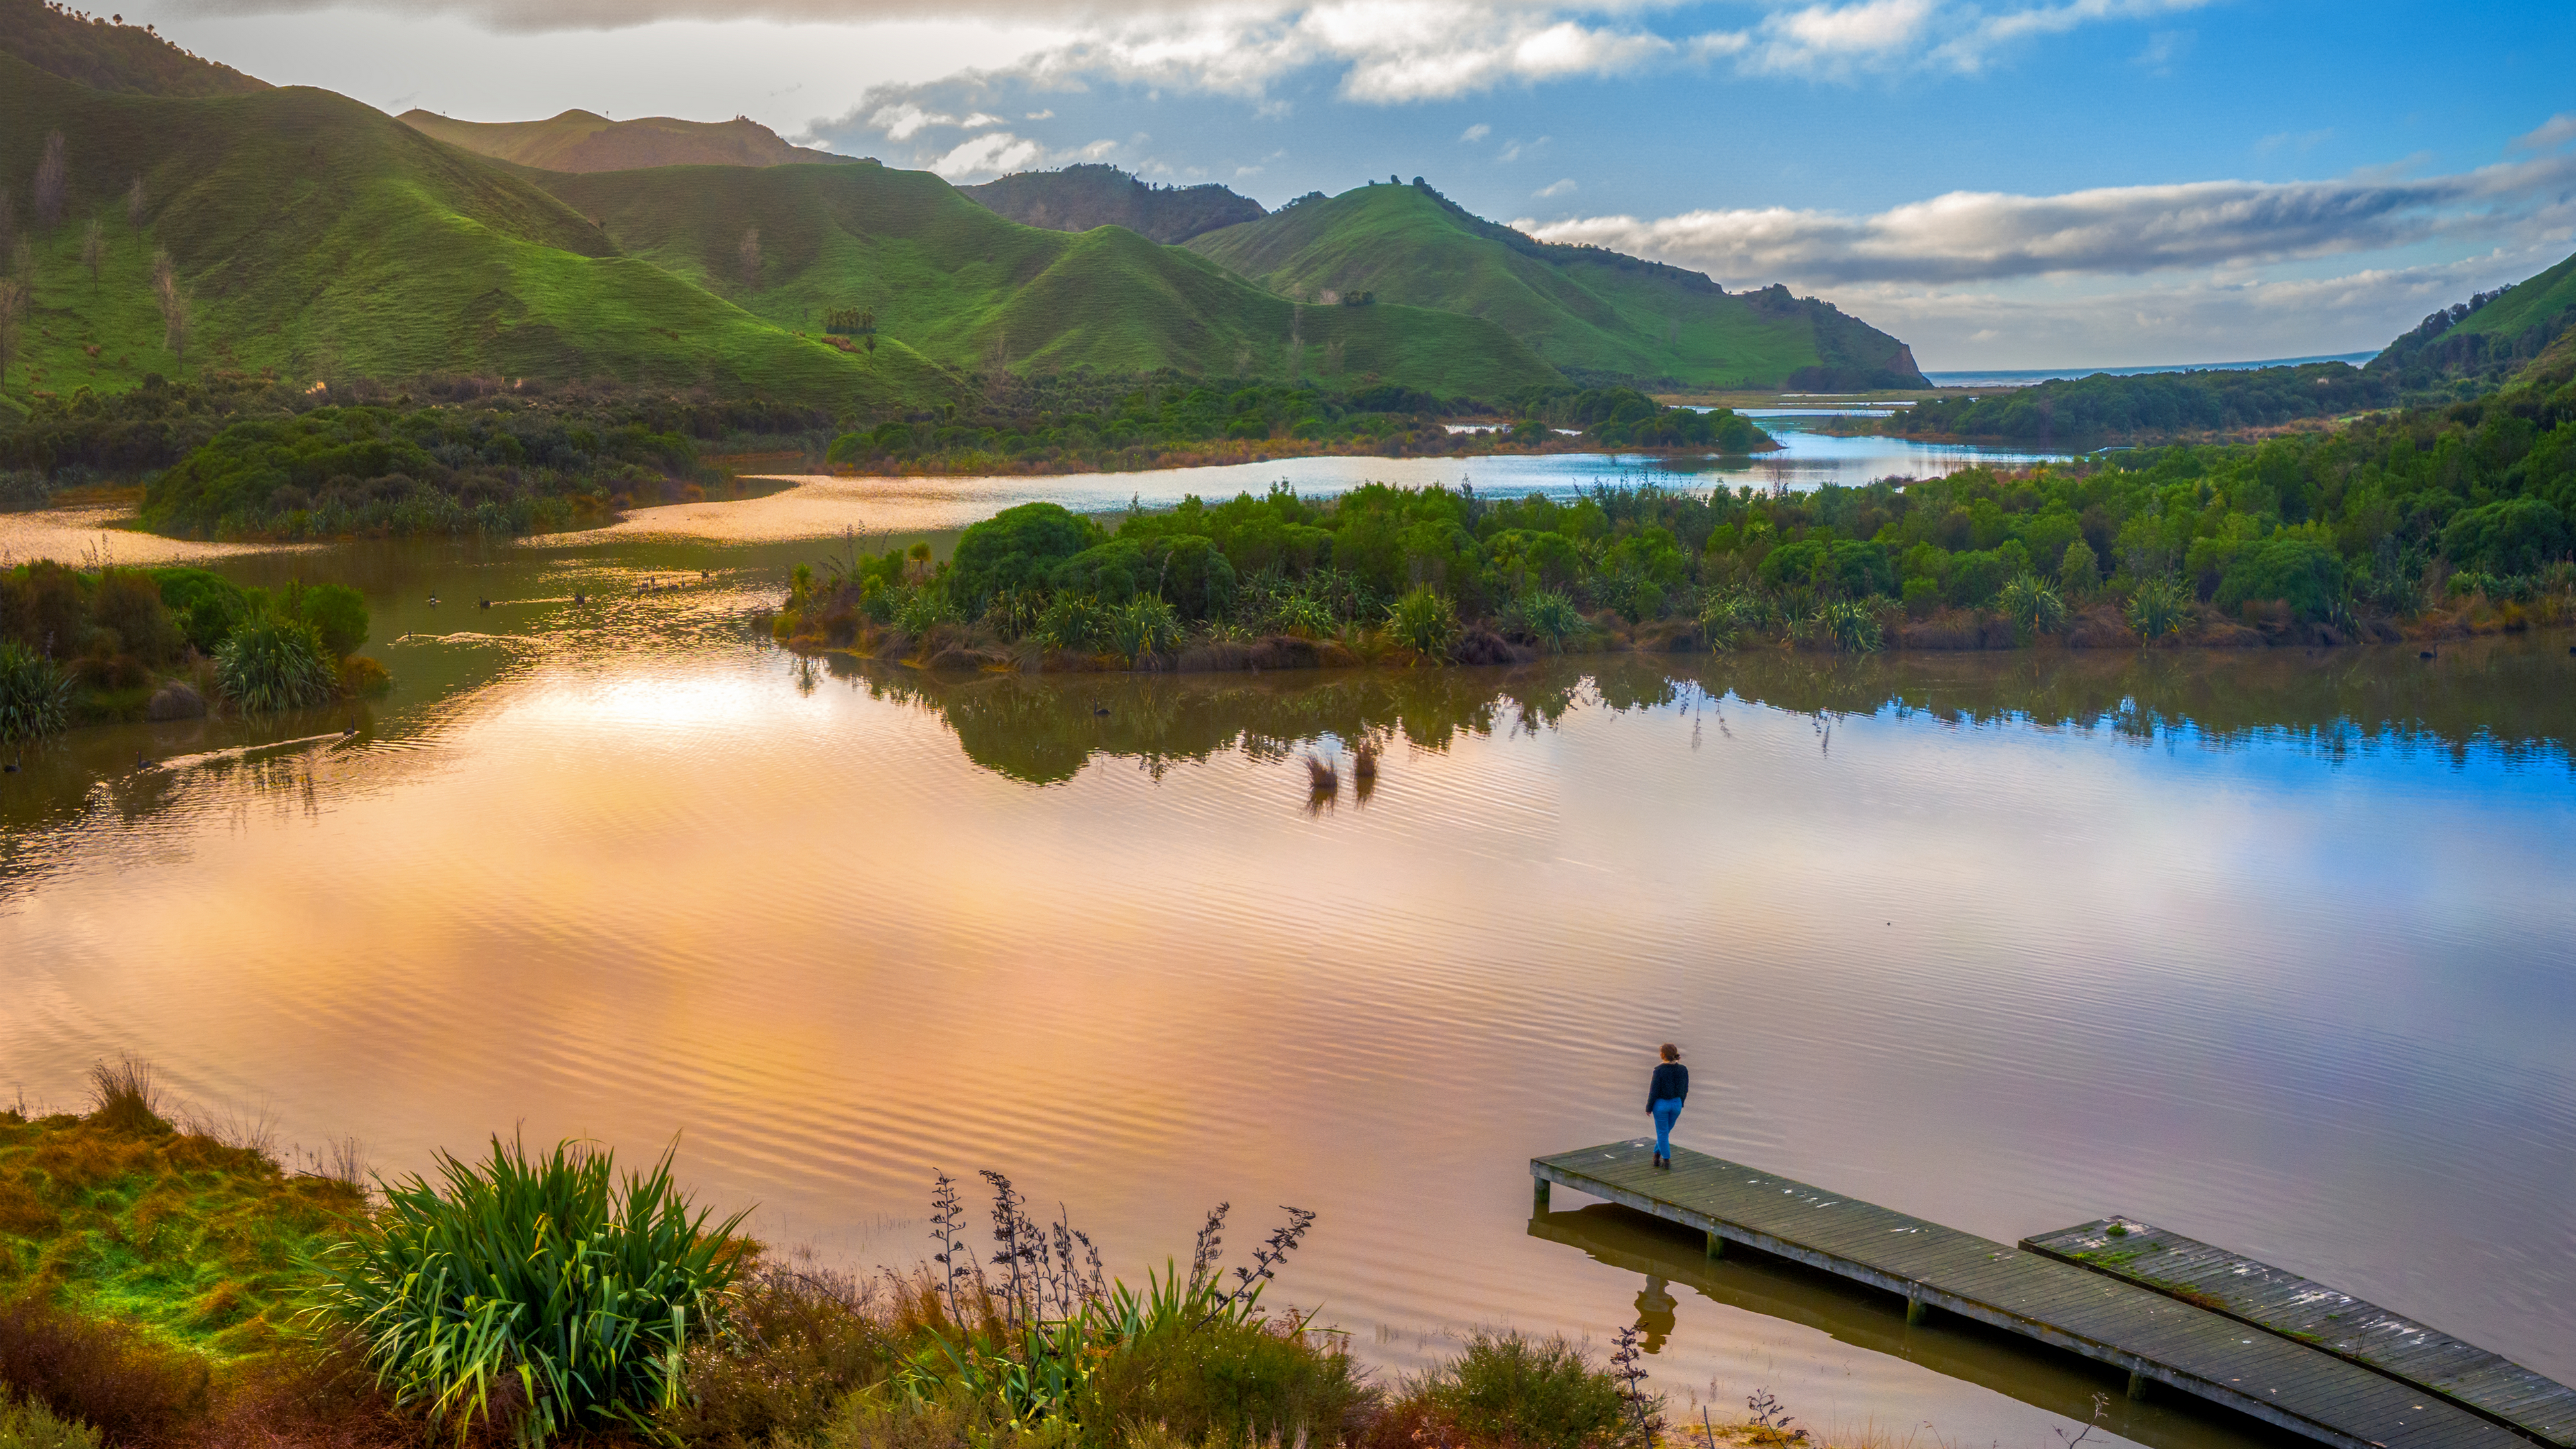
[1,547,2571,1449]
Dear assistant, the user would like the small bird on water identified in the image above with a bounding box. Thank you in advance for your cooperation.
[428,594,440,606]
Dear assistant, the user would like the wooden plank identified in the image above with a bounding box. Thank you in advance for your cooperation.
[2024,1220,2575,1448]
[1535,1142,2535,1449]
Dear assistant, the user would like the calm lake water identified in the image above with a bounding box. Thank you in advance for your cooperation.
[1,462,2570,1449]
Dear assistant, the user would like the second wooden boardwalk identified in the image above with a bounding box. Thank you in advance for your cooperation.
[2024,1220,2575,1447]
[1534,1140,2543,1449]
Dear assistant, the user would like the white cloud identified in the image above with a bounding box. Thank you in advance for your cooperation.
[798,0,2215,111]
[1515,154,2576,286]
[869,101,955,140]
[1536,177,1576,197]
[2133,26,2190,70]
[2514,113,2576,154]
[926,129,1048,178]
[1460,122,1491,142]
[960,111,1006,127]
[1835,248,2569,368]
[1747,0,1935,74]
[1024,108,1055,119]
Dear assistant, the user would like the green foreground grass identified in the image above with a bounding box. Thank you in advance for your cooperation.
[0,1085,1684,1449]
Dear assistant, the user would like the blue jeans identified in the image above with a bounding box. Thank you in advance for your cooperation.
[1651,1098,1684,1159]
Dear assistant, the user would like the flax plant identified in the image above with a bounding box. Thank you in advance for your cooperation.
[315,1135,749,1445]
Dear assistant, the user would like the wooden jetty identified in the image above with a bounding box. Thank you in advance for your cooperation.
[2025,1220,2576,1447]
[1534,1140,2560,1449]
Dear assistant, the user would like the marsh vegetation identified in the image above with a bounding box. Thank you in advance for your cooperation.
[0,1069,1673,1449]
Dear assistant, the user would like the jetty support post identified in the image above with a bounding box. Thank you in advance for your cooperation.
[1905,1295,1931,1326]
[2127,1372,2149,1401]
[1532,1174,1549,1214]
[1706,1230,1725,1259]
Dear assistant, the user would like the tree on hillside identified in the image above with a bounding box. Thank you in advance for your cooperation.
[125,176,144,232]
[33,132,68,231]
[0,189,12,252]
[80,217,102,284]
[737,226,761,290]
[152,246,189,362]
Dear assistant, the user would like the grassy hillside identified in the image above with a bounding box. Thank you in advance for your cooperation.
[400,107,850,172]
[2367,248,2576,398]
[960,163,1265,244]
[1187,180,1925,391]
[0,54,947,414]
[541,162,1560,398]
[0,0,267,97]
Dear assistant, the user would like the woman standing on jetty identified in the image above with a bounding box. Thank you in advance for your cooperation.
[1648,1043,1688,1169]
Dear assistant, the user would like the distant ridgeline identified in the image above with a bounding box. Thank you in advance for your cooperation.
[1902,247,2576,443]
[395,109,853,173]
[1186,178,1927,392]
[959,163,1268,246]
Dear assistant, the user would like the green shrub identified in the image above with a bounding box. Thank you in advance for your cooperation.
[1945,549,2008,608]
[317,1135,748,1444]
[213,616,335,714]
[1997,572,2068,640]
[1391,1332,1635,1449]
[1036,594,1108,652]
[152,568,253,653]
[2126,576,2194,641]
[1809,598,1884,653]
[1900,576,1941,618]
[1107,596,1181,665]
[0,1394,103,1449]
[87,570,185,665]
[337,655,393,698]
[1149,536,1239,622]
[1081,1312,1372,1449]
[2057,537,2100,596]
[1502,589,1583,653]
[2443,496,2569,577]
[0,641,73,745]
[952,503,1101,612]
[895,588,958,637]
[2215,537,2344,621]
[675,1263,890,1448]
[284,582,370,657]
[1387,586,1460,659]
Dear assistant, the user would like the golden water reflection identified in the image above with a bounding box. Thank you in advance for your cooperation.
[3,536,2572,1449]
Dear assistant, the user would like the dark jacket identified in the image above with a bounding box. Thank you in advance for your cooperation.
[1648,1061,1688,1108]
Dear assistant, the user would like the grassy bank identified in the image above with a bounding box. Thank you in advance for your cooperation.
[0,1067,1703,1449]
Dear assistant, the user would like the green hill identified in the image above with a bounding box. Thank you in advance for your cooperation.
[537,162,1560,398]
[0,0,268,97]
[2367,249,2576,398]
[0,53,957,414]
[959,164,1265,244]
[399,108,850,172]
[1185,180,1926,391]
[0,53,1553,422]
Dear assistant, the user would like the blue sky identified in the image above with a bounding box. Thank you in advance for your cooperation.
[146,0,2576,368]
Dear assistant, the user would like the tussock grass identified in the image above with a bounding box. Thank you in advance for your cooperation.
[0,1099,367,1358]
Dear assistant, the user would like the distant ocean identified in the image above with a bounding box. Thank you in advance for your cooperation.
[1923,350,2377,388]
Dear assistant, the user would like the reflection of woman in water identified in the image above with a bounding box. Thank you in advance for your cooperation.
[1647,1043,1688,1169]
[1633,1273,1678,1352]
